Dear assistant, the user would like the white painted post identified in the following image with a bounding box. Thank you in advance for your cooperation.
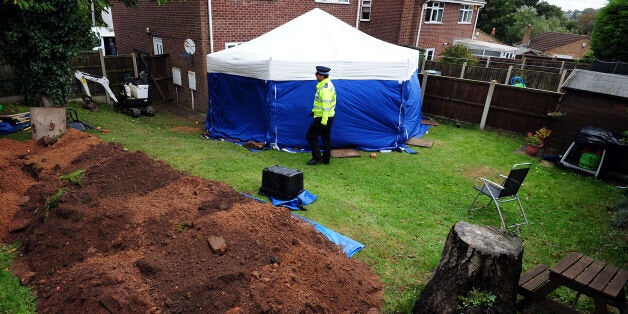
[505,66,513,85]
[560,60,565,73]
[480,80,496,130]
[557,69,568,92]
[98,48,110,104]
[485,56,491,68]
[460,62,467,78]
[521,57,526,70]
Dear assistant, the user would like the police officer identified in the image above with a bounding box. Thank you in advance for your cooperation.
[306,65,336,165]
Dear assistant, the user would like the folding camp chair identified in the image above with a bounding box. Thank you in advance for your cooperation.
[468,163,531,229]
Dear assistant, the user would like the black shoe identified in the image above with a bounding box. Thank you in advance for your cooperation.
[307,159,321,165]
[321,159,330,165]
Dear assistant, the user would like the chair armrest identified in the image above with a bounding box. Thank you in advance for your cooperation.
[478,177,505,190]
[498,174,507,179]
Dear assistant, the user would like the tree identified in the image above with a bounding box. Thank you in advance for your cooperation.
[577,12,597,35]
[0,0,152,107]
[441,44,478,66]
[590,0,628,62]
[477,0,519,43]
[505,6,567,45]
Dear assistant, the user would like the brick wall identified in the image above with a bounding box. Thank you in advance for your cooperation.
[358,0,405,44]
[112,0,358,113]
[419,2,479,58]
[545,39,590,59]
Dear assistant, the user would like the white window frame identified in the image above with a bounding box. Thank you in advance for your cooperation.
[458,4,473,23]
[425,48,435,61]
[360,0,372,21]
[152,37,164,55]
[315,0,350,4]
[425,2,445,23]
[225,42,243,49]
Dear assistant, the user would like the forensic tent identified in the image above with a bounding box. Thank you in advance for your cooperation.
[206,8,425,151]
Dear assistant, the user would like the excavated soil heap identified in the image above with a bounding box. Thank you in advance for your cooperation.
[0,129,383,313]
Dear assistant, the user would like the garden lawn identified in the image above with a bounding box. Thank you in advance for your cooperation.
[2,102,626,313]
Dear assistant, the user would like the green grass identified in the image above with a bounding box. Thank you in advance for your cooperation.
[2,102,626,313]
[0,244,37,314]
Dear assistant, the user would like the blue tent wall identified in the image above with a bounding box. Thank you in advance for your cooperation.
[207,71,424,150]
[207,73,270,142]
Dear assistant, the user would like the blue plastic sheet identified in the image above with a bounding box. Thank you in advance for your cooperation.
[270,190,317,210]
[293,214,365,258]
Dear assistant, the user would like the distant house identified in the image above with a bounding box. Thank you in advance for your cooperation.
[360,0,486,60]
[515,26,590,59]
[111,0,486,112]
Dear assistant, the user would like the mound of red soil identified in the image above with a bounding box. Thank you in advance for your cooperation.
[1,130,383,313]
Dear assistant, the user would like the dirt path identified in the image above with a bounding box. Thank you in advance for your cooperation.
[1,129,383,313]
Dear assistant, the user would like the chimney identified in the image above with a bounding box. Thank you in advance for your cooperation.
[521,24,531,47]
[490,27,496,36]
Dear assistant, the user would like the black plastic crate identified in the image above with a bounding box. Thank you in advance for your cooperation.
[259,165,304,200]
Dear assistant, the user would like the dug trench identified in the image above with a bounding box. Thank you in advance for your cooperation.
[0,129,383,313]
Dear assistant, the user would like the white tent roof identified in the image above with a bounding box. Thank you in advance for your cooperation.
[206,8,420,81]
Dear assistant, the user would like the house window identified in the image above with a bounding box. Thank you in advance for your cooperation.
[425,48,435,60]
[361,0,372,21]
[315,0,350,4]
[425,2,445,23]
[458,5,473,23]
[152,37,164,55]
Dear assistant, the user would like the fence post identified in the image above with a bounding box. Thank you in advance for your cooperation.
[486,56,490,68]
[521,57,526,70]
[98,48,111,104]
[557,69,568,92]
[132,53,139,77]
[421,59,427,74]
[460,62,467,79]
[559,61,565,73]
[421,72,429,106]
[505,66,513,85]
[480,80,496,130]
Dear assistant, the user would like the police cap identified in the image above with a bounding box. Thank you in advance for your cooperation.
[315,66,331,75]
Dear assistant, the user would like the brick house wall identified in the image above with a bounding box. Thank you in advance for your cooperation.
[545,39,590,59]
[112,0,358,113]
[358,0,483,58]
[418,2,481,58]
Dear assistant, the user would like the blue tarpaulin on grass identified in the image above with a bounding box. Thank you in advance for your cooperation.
[293,214,365,258]
[270,190,317,210]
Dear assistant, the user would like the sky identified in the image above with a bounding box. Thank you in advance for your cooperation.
[543,0,608,11]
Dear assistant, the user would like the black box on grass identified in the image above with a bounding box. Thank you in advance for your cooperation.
[259,165,304,200]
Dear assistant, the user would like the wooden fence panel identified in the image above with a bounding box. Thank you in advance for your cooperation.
[463,66,508,83]
[511,68,563,91]
[422,76,488,122]
[487,85,561,133]
[421,76,562,135]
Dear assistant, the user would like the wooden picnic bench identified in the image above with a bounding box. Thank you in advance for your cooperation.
[518,252,627,313]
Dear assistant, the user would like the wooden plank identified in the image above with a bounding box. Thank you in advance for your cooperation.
[519,264,548,286]
[602,268,628,298]
[519,266,550,293]
[562,255,594,280]
[330,148,361,158]
[589,264,619,292]
[550,252,582,275]
[406,137,433,148]
[421,119,439,126]
[575,259,606,286]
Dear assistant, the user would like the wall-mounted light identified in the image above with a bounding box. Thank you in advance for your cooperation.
[443,42,449,46]
[146,27,151,35]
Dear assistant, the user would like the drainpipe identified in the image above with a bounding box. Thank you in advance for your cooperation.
[355,0,362,28]
[472,6,481,40]
[415,1,427,47]
[208,0,214,53]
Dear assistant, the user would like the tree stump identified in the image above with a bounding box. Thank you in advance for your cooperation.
[413,221,523,313]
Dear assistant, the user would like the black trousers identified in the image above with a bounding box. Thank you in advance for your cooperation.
[306,117,334,162]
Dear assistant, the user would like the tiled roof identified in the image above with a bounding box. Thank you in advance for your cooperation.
[525,32,589,51]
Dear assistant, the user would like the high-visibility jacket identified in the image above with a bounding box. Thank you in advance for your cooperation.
[312,78,336,125]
